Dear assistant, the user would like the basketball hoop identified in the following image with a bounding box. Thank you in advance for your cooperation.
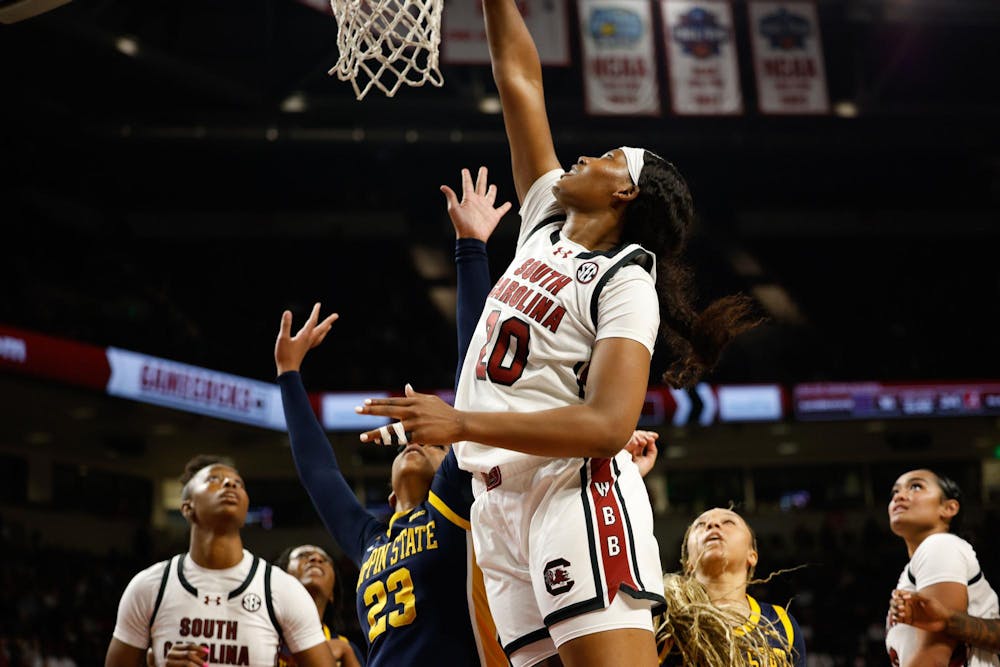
[328,0,444,100]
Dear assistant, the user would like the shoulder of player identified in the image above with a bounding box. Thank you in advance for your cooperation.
[913,532,972,560]
[266,562,306,593]
[426,490,472,531]
[750,597,800,647]
[128,556,176,589]
[755,598,799,624]
[521,169,565,210]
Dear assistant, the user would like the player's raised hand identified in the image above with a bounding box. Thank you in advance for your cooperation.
[441,166,512,242]
[624,430,659,478]
[356,384,463,446]
[890,589,949,633]
[275,303,339,375]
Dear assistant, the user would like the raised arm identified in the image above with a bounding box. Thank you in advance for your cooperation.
[482,0,561,201]
[275,305,381,566]
[441,166,511,387]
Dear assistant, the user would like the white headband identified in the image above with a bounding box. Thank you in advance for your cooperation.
[619,146,647,186]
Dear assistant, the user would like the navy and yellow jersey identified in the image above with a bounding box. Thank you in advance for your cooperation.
[278,623,365,667]
[658,594,805,667]
[735,595,805,667]
[278,372,505,667]
[353,454,503,666]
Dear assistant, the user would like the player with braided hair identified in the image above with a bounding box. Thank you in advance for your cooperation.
[353,0,759,664]
[655,508,805,666]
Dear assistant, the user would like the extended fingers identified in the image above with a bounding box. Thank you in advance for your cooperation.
[279,310,293,338]
[475,166,488,196]
[440,184,459,209]
[360,419,413,444]
[316,311,340,334]
[461,168,474,198]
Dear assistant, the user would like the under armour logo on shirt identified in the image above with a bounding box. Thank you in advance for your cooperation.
[204,595,222,606]
[553,246,573,258]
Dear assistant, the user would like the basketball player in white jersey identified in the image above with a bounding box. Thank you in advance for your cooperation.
[885,469,999,667]
[354,1,757,665]
[105,456,333,667]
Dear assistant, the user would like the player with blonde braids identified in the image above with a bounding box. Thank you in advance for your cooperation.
[654,508,805,666]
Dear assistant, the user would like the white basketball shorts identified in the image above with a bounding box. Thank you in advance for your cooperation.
[470,450,666,667]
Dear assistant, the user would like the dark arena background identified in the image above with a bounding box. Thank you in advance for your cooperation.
[2,0,1000,664]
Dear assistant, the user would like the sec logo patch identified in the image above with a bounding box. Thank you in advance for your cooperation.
[242,593,262,612]
[576,262,599,284]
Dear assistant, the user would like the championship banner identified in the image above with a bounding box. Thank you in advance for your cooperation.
[443,0,570,65]
[662,0,742,115]
[748,1,828,114]
[579,0,661,116]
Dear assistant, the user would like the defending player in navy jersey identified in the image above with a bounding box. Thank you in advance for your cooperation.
[272,167,510,667]
[106,456,333,667]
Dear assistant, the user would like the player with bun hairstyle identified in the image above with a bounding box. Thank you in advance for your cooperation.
[885,469,999,667]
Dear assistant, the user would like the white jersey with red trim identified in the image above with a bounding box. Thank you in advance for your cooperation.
[453,169,659,474]
[112,550,326,667]
[885,533,999,667]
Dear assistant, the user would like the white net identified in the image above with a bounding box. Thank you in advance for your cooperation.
[328,0,445,100]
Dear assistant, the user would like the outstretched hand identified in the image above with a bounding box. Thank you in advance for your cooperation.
[624,430,660,478]
[356,384,463,446]
[275,303,339,375]
[441,166,513,242]
[890,589,949,633]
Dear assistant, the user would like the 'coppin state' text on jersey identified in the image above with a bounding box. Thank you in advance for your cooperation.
[453,168,660,474]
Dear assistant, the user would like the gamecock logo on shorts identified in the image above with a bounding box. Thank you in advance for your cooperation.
[544,558,575,596]
[242,593,262,612]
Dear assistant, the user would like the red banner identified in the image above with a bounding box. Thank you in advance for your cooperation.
[0,325,110,390]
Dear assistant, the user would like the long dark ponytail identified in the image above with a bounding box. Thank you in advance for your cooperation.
[621,151,760,387]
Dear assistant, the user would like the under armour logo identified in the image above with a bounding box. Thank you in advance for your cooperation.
[553,246,573,259]
[594,481,611,497]
[204,595,221,606]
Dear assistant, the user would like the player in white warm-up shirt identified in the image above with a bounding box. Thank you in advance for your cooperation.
[106,456,332,667]
[886,469,999,667]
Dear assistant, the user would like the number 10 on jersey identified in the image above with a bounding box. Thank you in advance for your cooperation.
[474,309,530,386]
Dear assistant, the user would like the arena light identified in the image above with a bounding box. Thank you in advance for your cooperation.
[280,92,308,113]
[115,35,139,57]
[477,95,502,114]
[833,100,858,118]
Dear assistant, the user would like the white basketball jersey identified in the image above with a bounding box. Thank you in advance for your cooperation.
[453,169,659,474]
[885,533,999,667]
[113,550,326,667]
